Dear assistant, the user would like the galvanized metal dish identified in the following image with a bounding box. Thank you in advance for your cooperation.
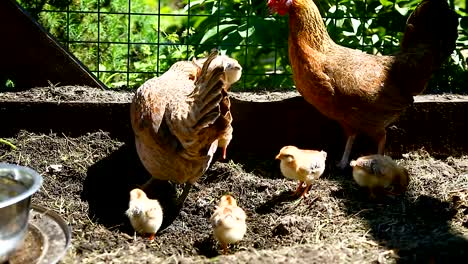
[8,204,72,264]
[0,163,43,263]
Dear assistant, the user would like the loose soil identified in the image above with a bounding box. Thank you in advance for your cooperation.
[1,86,467,263]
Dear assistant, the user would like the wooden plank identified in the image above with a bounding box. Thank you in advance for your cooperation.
[1,94,467,159]
[0,0,106,89]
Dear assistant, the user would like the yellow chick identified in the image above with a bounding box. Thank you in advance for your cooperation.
[275,146,327,198]
[210,195,247,254]
[350,154,410,199]
[125,188,163,241]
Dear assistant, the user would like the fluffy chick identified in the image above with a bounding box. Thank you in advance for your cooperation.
[210,195,247,254]
[350,154,410,199]
[125,188,163,241]
[275,146,327,198]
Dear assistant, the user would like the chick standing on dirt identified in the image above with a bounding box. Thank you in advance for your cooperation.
[350,154,410,199]
[125,188,163,241]
[275,146,327,198]
[210,194,247,254]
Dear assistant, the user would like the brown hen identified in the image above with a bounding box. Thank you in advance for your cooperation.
[130,51,240,207]
[268,0,459,168]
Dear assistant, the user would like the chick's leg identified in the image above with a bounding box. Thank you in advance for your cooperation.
[338,134,356,169]
[293,181,305,196]
[301,184,313,198]
[221,242,228,254]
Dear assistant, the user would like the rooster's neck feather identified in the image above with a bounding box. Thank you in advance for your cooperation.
[288,0,333,52]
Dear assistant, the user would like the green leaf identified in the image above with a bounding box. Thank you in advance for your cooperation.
[379,0,394,7]
[395,5,409,16]
[200,24,238,44]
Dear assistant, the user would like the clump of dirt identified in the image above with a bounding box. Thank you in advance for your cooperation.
[0,85,134,103]
[0,130,467,263]
[2,86,466,104]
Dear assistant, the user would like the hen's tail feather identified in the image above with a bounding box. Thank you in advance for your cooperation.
[195,88,223,120]
[190,50,221,97]
[191,70,225,130]
[188,50,227,131]
[167,50,230,158]
[194,111,221,131]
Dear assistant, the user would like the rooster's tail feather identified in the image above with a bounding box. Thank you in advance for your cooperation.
[400,0,458,65]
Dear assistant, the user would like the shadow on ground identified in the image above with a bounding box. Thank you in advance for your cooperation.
[328,169,468,264]
[81,142,179,233]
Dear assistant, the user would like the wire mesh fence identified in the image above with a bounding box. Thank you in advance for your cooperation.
[15,0,468,92]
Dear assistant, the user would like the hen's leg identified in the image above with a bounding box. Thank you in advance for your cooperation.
[176,183,193,209]
[222,146,228,160]
[338,134,356,169]
[377,132,386,155]
[368,188,377,200]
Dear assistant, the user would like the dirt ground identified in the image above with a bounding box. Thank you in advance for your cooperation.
[1,87,468,263]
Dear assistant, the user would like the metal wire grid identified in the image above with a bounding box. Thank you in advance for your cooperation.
[17,0,402,90]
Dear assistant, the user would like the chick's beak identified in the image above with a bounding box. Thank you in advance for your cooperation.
[275,154,282,160]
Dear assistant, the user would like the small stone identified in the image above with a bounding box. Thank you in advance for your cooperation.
[272,223,290,237]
